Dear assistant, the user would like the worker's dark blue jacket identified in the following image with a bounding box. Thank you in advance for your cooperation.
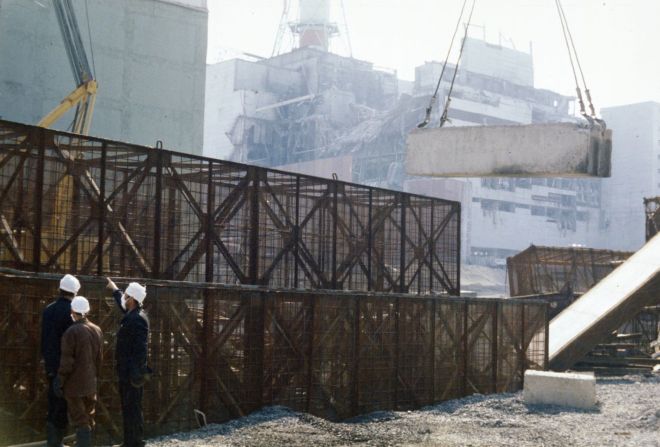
[113,290,149,383]
[41,296,73,376]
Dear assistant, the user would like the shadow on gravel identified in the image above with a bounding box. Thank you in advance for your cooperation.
[523,403,601,415]
[344,411,400,424]
[148,406,303,443]
[420,393,517,415]
[595,374,659,385]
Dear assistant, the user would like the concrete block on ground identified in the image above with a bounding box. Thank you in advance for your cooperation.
[523,370,596,409]
[406,122,612,178]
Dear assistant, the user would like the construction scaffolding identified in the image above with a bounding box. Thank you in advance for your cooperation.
[644,196,660,241]
[0,269,548,446]
[0,119,460,294]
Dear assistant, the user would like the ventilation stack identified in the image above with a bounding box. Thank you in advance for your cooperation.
[291,0,338,51]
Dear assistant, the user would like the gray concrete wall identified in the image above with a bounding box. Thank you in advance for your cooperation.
[0,0,207,154]
[406,123,611,178]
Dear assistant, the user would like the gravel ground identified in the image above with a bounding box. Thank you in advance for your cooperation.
[147,374,659,447]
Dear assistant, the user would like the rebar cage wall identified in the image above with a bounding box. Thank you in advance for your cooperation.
[0,120,460,294]
[506,245,633,297]
[0,270,548,445]
[507,244,659,351]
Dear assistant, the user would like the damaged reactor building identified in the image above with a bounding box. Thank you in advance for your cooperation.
[203,0,608,265]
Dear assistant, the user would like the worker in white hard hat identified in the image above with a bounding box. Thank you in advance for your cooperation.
[106,278,150,447]
[53,296,103,447]
[40,273,81,446]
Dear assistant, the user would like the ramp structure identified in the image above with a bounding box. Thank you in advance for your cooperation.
[406,122,612,178]
[548,233,660,370]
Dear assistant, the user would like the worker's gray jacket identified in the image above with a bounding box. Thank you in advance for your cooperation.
[59,318,103,397]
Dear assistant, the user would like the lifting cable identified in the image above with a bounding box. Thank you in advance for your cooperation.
[84,0,96,78]
[554,0,600,124]
[417,0,470,128]
[439,0,477,128]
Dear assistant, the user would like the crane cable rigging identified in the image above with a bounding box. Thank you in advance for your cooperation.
[554,0,602,126]
[417,0,471,128]
[419,0,603,129]
[438,0,476,128]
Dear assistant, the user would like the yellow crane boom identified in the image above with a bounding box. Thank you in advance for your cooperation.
[37,79,97,136]
[39,0,97,136]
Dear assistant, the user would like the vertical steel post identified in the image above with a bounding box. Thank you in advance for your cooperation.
[491,302,499,393]
[120,177,128,274]
[350,296,360,416]
[294,176,300,287]
[367,190,373,291]
[205,162,215,283]
[399,194,407,293]
[244,291,264,412]
[248,167,260,285]
[455,202,461,295]
[544,303,550,370]
[520,304,526,381]
[331,181,338,289]
[70,163,81,272]
[32,129,45,272]
[97,143,106,275]
[165,179,177,280]
[429,203,434,293]
[462,300,469,396]
[305,295,315,413]
[152,151,163,278]
[506,258,515,296]
[393,297,401,409]
[200,162,215,412]
[200,288,213,414]
[429,299,436,403]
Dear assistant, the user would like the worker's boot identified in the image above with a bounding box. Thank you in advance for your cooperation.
[46,422,64,447]
[75,426,92,447]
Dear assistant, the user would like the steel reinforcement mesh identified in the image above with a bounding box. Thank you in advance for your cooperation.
[0,270,548,446]
[506,245,633,296]
[0,120,459,294]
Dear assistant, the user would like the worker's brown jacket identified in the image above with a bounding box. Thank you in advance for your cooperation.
[59,318,103,397]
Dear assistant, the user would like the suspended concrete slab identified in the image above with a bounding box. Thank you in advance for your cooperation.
[548,233,660,371]
[405,122,612,178]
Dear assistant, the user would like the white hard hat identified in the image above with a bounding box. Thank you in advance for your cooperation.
[60,274,81,294]
[125,282,147,304]
[71,296,90,315]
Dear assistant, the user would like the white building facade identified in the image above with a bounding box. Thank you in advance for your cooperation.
[600,102,660,251]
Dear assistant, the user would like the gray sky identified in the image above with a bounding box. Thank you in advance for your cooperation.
[207,0,660,110]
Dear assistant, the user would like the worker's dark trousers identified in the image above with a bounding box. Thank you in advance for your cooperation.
[119,381,145,447]
[47,376,68,429]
